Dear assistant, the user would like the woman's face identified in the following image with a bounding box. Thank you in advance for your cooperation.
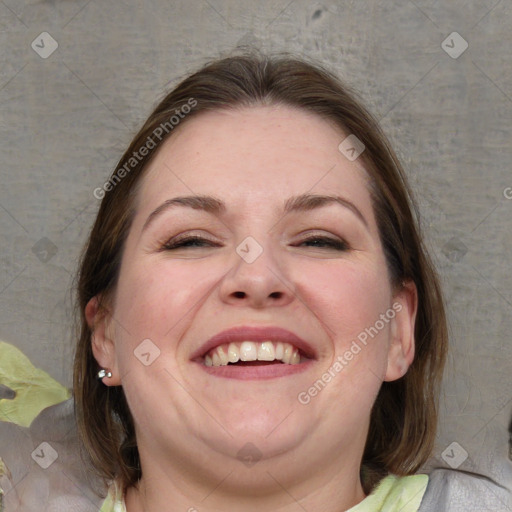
[90,105,416,488]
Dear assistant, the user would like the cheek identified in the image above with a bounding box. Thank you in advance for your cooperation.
[293,259,393,398]
[292,262,393,433]
[292,259,392,342]
[112,258,227,353]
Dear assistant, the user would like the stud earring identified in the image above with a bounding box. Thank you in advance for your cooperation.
[97,368,112,379]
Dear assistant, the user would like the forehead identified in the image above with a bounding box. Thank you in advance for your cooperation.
[135,105,376,228]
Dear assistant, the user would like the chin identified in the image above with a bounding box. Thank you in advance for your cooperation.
[200,412,311,464]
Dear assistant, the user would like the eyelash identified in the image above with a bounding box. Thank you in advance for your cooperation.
[161,235,349,251]
[299,236,348,250]
[161,235,220,250]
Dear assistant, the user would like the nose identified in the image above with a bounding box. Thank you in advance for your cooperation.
[218,240,295,309]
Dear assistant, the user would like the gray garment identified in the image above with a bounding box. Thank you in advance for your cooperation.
[0,399,106,511]
[418,458,512,512]
[1,399,511,511]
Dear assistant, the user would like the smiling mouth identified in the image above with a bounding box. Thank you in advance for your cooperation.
[203,341,304,366]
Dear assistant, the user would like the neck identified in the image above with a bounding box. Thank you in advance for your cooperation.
[125,452,366,512]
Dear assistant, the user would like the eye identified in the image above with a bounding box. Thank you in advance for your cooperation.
[161,235,222,251]
[295,236,349,251]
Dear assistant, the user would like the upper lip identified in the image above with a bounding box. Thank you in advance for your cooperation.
[190,326,317,361]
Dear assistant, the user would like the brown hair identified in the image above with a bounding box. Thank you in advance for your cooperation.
[73,50,448,494]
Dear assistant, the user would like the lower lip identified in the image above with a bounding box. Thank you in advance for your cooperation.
[195,360,314,380]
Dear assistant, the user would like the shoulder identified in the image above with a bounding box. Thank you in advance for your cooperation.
[349,473,429,511]
[0,398,107,511]
[418,461,512,512]
[100,480,126,512]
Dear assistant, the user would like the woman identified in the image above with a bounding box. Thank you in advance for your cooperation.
[75,51,448,511]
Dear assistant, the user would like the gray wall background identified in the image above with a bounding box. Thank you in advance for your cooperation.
[1,0,511,475]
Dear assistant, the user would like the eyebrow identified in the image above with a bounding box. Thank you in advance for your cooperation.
[283,194,368,228]
[142,195,226,231]
[142,193,368,232]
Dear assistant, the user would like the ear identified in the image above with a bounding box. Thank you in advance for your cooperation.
[85,295,121,386]
[384,280,418,382]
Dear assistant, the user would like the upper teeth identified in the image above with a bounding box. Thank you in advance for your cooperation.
[204,341,301,366]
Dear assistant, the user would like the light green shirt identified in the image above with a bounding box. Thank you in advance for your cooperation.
[100,474,429,512]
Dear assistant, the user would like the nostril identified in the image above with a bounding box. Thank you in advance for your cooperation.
[269,291,283,299]
[233,291,246,298]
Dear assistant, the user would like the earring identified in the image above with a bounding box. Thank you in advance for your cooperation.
[97,368,112,379]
